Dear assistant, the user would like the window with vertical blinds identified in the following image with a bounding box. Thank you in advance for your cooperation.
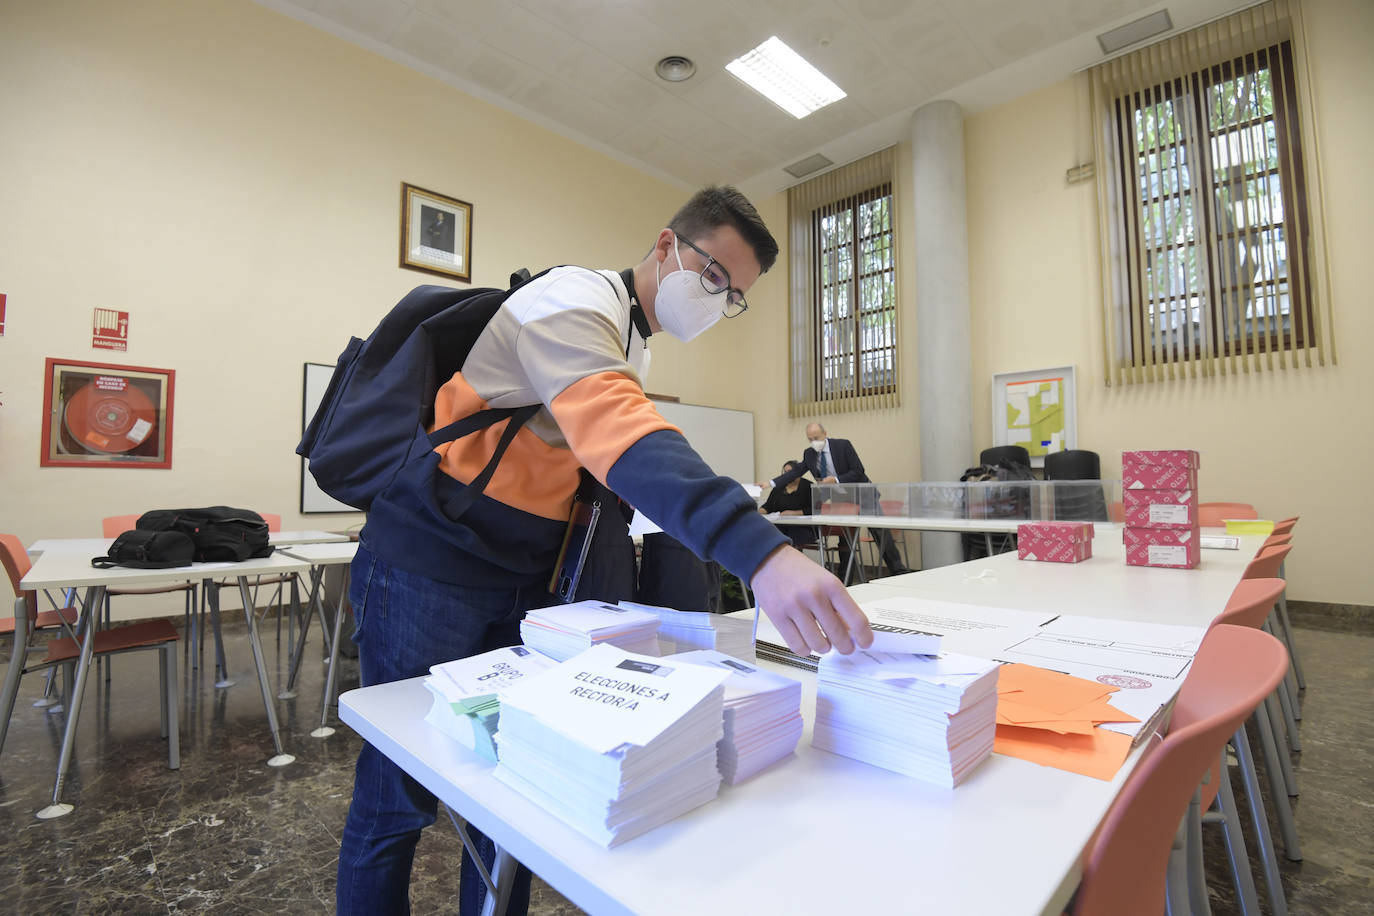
[788,147,899,416]
[1089,0,1335,384]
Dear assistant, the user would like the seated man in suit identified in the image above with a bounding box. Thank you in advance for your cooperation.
[763,423,910,578]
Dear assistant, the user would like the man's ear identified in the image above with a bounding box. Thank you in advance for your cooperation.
[652,228,675,264]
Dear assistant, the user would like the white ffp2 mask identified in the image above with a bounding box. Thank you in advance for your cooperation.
[654,237,727,342]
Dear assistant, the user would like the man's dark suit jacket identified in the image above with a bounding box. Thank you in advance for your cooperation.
[772,438,870,487]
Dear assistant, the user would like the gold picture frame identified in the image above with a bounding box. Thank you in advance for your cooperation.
[400,182,472,282]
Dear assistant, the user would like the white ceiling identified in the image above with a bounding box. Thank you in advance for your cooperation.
[254,0,1246,197]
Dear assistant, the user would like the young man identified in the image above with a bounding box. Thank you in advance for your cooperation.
[765,422,910,577]
[337,187,874,916]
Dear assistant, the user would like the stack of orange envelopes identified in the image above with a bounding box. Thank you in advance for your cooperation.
[992,663,1141,781]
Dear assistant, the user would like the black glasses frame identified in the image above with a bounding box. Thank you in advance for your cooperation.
[676,235,749,318]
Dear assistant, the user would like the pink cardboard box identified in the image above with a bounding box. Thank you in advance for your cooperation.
[1018,521,1094,563]
[1123,525,1201,568]
[1123,450,1201,492]
[1123,488,1198,528]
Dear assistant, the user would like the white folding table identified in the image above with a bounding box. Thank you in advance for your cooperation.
[20,545,315,815]
[277,541,359,737]
[339,532,1264,915]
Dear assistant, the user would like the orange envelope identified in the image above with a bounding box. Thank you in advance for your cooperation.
[994,724,1134,781]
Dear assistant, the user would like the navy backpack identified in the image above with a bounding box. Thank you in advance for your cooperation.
[297,270,545,514]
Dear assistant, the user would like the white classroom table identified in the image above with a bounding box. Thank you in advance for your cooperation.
[340,532,1263,915]
[277,541,359,736]
[270,529,352,546]
[20,544,315,813]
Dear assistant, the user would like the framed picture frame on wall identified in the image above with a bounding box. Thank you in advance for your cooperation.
[400,182,472,282]
[990,365,1077,469]
[41,357,175,469]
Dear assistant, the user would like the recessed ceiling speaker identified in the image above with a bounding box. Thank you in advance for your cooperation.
[1097,9,1174,55]
[783,153,834,179]
[655,56,697,82]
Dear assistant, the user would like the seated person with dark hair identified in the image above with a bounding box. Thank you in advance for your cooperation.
[760,461,814,547]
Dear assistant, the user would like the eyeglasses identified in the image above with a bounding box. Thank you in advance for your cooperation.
[676,235,749,318]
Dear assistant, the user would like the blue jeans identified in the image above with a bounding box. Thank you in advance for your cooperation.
[337,544,550,916]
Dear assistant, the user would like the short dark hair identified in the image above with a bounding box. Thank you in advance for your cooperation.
[668,186,778,273]
[781,460,796,473]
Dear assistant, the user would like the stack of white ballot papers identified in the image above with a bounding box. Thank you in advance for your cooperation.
[673,650,804,784]
[423,646,557,761]
[519,600,660,662]
[494,643,730,847]
[620,601,755,659]
[812,634,1001,787]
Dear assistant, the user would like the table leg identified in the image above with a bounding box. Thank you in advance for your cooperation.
[205,578,233,687]
[38,585,106,819]
[312,566,350,738]
[447,808,517,916]
[235,577,294,767]
[283,565,325,696]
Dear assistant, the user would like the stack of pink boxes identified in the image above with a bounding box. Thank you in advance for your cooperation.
[1122,449,1201,569]
[1016,521,1094,563]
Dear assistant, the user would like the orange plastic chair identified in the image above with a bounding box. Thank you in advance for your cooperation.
[1190,579,1296,913]
[1071,625,1287,916]
[1244,543,1291,580]
[1271,516,1298,537]
[0,533,180,811]
[1108,500,1125,523]
[259,513,283,532]
[819,502,864,584]
[1198,502,1258,527]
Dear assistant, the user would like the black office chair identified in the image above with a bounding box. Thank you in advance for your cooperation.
[979,445,1031,470]
[964,446,1033,560]
[1044,449,1109,521]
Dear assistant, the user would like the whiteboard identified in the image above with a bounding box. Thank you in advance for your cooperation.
[301,362,360,514]
[652,400,755,484]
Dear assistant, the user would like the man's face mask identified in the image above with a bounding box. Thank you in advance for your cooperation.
[654,236,728,342]
[810,437,826,450]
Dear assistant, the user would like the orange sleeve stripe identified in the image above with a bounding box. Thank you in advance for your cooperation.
[551,372,680,482]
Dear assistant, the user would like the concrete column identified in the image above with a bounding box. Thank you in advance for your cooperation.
[911,100,974,568]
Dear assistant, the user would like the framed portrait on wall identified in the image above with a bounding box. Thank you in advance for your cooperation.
[400,182,472,282]
[41,358,175,468]
[990,365,1077,469]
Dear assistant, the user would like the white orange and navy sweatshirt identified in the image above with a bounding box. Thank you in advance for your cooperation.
[362,266,787,589]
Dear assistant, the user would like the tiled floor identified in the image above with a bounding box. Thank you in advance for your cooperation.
[0,615,1370,914]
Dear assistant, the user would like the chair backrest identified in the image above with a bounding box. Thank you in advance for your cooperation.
[1073,625,1288,916]
[1271,516,1298,536]
[1044,449,1101,481]
[102,514,141,538]
[259,512,282,532]
[0,533,38,622]
[1244,543,1292,580]
[1263,533,1292,549]
[979,445,1030,470]
[1215,578,1286,630]
[1198,501,1258,526]
[1108,500,1125,523]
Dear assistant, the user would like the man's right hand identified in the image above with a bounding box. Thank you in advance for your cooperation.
[749,545,873,656]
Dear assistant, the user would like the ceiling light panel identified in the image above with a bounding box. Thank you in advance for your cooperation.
[725,36,846,119]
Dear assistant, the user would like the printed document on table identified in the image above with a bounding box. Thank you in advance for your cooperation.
[991,615,1204,736]
[499,643,729,754]
[857,596,1055,659]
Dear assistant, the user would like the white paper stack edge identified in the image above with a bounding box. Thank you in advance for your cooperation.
[422,646,558,761]
[494,644,730,847]
[620,601,756,661]
[812,648,1000,788]
[672,649,803,784]
[519,600,660,662]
